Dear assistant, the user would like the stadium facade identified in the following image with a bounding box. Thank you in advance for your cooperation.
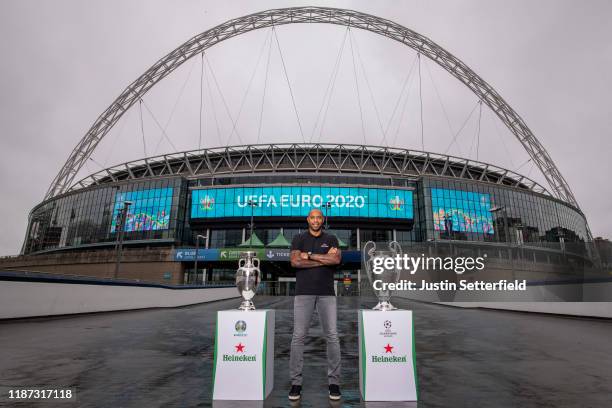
[18,144,594,288]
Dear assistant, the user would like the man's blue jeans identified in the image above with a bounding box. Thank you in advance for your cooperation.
[289,295,341,386]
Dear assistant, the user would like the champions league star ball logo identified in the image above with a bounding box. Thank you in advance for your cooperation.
[199,195,215,211]
[380,319,397,338]
[389,196,404,211]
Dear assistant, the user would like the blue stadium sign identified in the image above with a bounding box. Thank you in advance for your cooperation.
[191,185,414,220]
[173,247,362,263]
[174,248,219,261]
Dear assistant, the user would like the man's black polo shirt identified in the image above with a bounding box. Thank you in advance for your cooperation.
[291,230,339,296]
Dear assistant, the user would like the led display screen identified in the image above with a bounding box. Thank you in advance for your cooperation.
[191,186,413,220]
[431,188,494,234]
[111,187,173,232]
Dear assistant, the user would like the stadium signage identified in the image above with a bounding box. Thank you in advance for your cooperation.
[191,185,414,220]
[173,248,362,262]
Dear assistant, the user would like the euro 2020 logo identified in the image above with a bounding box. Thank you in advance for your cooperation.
[389,196,404,211]
[234,320,247,337]
[199,195,215,211]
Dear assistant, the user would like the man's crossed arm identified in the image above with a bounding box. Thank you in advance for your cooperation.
[290,247,342,268]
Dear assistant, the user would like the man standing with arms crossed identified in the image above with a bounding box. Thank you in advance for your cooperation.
[288,208,342,401]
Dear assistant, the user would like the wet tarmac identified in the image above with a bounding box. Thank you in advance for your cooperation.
[1,296,611,407]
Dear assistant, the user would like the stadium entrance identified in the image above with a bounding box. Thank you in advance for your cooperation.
[179,248,364,296]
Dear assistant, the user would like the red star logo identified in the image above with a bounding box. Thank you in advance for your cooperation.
[384,343,393,353]
[235,343,245,353]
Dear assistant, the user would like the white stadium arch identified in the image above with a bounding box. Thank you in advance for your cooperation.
[45,6,580,212]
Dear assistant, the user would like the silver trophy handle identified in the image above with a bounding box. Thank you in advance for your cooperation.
[362,240,377,265]
[388,240,402,257]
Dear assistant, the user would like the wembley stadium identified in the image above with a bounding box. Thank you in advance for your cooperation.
[3,7,600,294]
[17,143,594,291]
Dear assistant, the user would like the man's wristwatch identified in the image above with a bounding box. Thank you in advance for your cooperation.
[307,251,312,259]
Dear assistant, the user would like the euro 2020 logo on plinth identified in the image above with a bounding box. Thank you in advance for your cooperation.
[235,320,247,332]
[363,240,402,311]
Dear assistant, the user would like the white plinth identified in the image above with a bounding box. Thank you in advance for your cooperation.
[212,309,275,400]
[358,309,418,401]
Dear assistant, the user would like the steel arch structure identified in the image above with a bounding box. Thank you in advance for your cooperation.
[45,6,579,209]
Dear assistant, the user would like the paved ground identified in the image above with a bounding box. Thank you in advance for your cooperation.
[1,296,611,407]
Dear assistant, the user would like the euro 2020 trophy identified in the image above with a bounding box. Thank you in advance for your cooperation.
[363,241,402,311]
[236,251,261,310]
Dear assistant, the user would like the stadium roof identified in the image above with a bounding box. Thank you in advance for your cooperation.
[70,143,550,196]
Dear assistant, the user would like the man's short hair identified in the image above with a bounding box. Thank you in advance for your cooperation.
[308,208,323,217]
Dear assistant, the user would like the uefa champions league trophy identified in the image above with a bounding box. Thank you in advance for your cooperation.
[236,251,261,310]
[363,241,402,311]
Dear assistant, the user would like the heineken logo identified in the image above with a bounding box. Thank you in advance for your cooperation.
[222,354,257,362]
[371,355,407,363]
[222,342,256,361]
[371,343,406,362]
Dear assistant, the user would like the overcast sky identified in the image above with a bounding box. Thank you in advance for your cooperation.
[1,0,611,256]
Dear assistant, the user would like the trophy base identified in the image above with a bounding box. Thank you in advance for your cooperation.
[238,300,256,311]
[372,301,397,311]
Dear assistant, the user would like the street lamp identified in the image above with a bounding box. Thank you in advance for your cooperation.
[247,199,258,245]
[113,200,133,279]
[193,233,209,285]
[323,201,332,230]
